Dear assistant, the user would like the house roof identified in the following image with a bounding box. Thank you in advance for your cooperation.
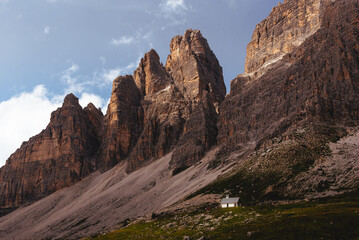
[221,197,239,204]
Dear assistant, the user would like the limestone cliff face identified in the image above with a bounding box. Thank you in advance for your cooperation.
[0,94,103,208]
[126,50,185,171]
[126,29,226,171]
[218,0,359,149]
[166,29,226,109]
[164,29,226,168]
[134,49,172,96]
[244,0,321,77]
[171,90,219,168]
[100,75,143,170]
[127,83,186,171]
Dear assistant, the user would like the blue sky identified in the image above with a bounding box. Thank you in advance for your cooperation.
[0,0,280,166]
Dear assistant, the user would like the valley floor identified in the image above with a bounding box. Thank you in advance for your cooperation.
[84,198,359,240]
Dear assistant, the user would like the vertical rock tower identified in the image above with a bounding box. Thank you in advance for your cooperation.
[166,29,226,107]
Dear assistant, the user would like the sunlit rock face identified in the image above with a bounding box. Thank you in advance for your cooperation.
[244,0,321,78]
[100,75,143,170]
[127,29,226,171]
[166,29,226,109]
[134,49,172,96]
[0,94,103,209]
[218,0,359,149]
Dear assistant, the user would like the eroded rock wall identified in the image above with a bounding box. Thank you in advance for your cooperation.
[127,29,226,171]
[244,0,321,77]
[100,75,143,170]
[0,94,103,208]
[218,0,359,149]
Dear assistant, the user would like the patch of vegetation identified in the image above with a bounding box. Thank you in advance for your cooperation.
[188,168,283,204]
[189,138,332,204]
[287,142,331,176]
[83,199,359,240]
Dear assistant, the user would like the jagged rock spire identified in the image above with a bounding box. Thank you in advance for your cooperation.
[166,29,226,108]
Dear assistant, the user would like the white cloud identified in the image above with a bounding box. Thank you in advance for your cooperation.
[102,98,110,114]
[157,0,191,29]
[0,84,108,168]
[143,31,153,40]
[161,0,187,12]
[58,63,109,108]
[59,63,83,93]
[100,55,141,84]
[43,26,50,35]
[111,36,135,46]
[79,92,105,109]
[57,61,138,93]
[68,64,79,72]
[0,0,9,4]
[102,68,122,83]
[110,29,153,47]
[0,85,61,167]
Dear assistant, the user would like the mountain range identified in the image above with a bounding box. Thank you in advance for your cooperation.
[0,0,358,239]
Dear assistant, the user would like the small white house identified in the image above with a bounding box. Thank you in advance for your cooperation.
[221,195,239,208]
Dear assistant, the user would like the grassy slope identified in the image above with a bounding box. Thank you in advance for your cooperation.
[84,199,359,240]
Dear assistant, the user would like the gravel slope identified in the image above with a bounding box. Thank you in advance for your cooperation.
[0,148,228,240]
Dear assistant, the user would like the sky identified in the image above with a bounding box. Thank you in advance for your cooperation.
[0,0,280,167]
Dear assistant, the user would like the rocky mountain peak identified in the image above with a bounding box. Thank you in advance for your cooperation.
[133,49,172,96]
[169,29,209,56]
[166,29,226,106]
[50,93,83,126]
[111,75,141,104]
[63,93,80,106]
[84,102,104,122]
[244,0,321,78]
[85,102,97,110]
[0,93,103,209]
[101,75,142,169]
